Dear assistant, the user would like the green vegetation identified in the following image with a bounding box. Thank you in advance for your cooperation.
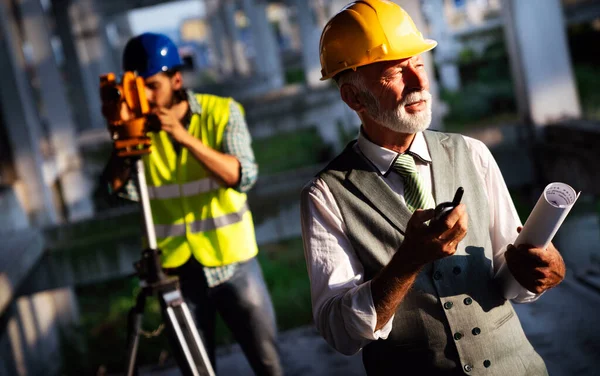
[253,127,332,174]
[60,237,311,375]
[574,64,600,120]
[285,67,306,85]
[440,32,519,133]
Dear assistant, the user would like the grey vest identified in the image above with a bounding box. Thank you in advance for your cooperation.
[318,131,547,376]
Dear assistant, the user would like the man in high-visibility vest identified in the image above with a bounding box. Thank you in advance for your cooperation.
[104,32,283,375]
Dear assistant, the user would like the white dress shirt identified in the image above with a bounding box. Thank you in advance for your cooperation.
[300,131,540,356]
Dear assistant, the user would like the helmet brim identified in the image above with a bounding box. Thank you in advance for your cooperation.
[321,38,438,81]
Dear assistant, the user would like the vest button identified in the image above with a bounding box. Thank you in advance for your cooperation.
[434,271,443,280]
[444,301,453,310]
[453,266,462,275]
[472,327,481,336]
[464,364,473,372]
[454,332,463,341]
[484,360,491,368]
[464,297,473,305]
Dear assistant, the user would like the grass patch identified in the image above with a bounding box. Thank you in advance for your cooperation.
[253,128,332,175]
[285,67,305,85]
[61,237,311,375]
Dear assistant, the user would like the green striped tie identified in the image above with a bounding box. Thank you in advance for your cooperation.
[393,153,435,212]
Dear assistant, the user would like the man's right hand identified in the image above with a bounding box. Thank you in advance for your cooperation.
[371,204,469,330]
[400,204,469,267]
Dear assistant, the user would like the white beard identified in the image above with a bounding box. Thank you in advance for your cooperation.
[361,90,432,134]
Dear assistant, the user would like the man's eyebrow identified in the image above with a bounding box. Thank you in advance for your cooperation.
[383,65,403,76]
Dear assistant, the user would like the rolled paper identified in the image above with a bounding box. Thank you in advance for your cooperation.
[498,182,580,299]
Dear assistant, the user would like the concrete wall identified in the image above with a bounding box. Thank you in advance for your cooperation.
[242,86,360,151]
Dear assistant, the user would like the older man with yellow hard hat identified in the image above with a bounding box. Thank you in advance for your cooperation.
[300,1,565,375]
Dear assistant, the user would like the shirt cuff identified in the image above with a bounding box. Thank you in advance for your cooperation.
[235,159,258,193]
[495,257,543,303]
[341,280,395,341]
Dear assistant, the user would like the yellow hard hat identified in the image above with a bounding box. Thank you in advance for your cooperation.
[319,0,437,80]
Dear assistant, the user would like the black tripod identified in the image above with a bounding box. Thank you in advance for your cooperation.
[124,158,216,376]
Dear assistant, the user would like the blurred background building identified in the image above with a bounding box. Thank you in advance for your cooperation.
[1,0,599,375]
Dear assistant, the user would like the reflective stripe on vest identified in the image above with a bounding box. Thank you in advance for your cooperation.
[154,203,249,238]
[147,177,221,199]
[143,94,258,268]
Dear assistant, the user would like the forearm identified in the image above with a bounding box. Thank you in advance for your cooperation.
[182,134,241,187]
[370,249,423,331]
[315,282,392,355]
[302,180,395,354]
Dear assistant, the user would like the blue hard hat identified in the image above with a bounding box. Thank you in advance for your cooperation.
[122,32,183,78]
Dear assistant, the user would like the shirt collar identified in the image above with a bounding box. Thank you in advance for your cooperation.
[356,129,432,175]
[186,89,202,114]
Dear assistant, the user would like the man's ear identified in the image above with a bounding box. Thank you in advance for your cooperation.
[171,71,183,90]
[340,83,366,114]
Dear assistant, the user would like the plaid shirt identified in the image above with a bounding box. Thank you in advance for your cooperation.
[116,90,258,287]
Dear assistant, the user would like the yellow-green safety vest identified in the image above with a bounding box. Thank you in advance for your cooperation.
[142,94,258,268]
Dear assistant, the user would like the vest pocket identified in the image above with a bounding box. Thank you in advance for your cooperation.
[493,309,515,329]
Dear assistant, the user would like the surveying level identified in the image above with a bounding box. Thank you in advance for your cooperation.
[100,72,215,376]
[100,71,156,157]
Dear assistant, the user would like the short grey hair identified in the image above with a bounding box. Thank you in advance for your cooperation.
[335,69,367,92]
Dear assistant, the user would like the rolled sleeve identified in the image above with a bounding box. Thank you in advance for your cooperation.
[301,178,394,355]
[222,100,258,193]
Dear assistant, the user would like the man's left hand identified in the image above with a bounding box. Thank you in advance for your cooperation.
[505,227,566,294]
[153,107,190,144]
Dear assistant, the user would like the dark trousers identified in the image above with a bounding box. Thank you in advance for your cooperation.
[164,256,283,376]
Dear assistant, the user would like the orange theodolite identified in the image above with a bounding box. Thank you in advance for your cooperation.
[100,71,156,157]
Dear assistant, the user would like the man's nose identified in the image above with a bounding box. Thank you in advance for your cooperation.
[144,87,154,103]
[403,65,428,92]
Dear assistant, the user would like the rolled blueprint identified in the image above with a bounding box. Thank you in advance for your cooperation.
[498,182,580,299]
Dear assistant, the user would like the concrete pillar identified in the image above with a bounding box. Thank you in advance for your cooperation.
[51,0,99,131]
[17,0,94,221]
[423,0,462,92]
[107,13,133,67]
[242,0,285,89]
[394,0,443,130]
[0,0,57,226]
[220,0,251,77]
[208,9,234,77]
[75,0,118,78]
[51,0,116,131]
[277,4,301,51]
[290,0,328,88]
[501,0,581,126]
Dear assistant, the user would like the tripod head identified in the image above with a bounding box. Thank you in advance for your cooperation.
[100,71,160,157]
[135,248,169,285]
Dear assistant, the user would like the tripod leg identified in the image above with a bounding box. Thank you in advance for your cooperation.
[160,292,216,376]
[179,302,214,375]
[125,290,147,376]
[165,305,200,376]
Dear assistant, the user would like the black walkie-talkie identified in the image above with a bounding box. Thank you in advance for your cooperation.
[432,187,464,223]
